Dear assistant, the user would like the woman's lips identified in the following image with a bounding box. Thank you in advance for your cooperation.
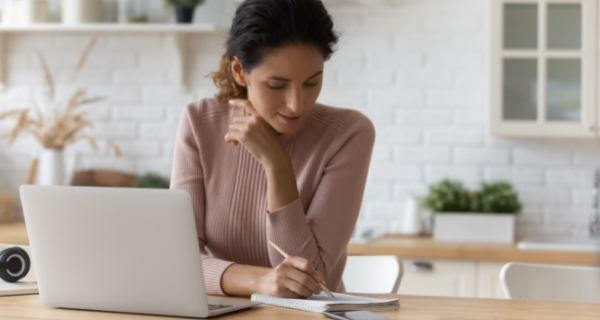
[277,113,301,125]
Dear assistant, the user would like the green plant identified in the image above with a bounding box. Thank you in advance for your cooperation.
[471,181,521,214]
[134,173,170,189]
[166,0,205,7]
[422,179,471,212]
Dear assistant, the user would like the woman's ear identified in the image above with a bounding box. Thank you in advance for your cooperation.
[231,56,248,87]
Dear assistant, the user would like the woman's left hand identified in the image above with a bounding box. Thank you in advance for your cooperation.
[224,99,288,168]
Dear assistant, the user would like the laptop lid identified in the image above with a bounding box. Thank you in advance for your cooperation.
[20,185,211,318]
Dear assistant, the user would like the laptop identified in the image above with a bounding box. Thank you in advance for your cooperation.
[19,185,261,318]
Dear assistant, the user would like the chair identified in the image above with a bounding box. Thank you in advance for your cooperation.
[342,255,403,293]
[500,262,600,303]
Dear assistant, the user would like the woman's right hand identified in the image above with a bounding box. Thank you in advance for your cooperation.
[257,255,325,299]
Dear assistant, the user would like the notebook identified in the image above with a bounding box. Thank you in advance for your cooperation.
[250,292,399,313]
[0,281,38,297]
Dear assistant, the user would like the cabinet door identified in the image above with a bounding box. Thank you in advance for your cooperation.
[490,0,597,138]
[476,262,507,299]
[397,259,476,298]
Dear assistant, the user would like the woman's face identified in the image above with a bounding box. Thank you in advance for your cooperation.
[231,44,325,134]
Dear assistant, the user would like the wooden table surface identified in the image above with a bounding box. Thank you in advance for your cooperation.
[1,293,599,320]
[3,222,599,265]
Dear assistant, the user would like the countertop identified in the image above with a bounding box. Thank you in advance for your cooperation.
[2,222,599,265]
[347,235,600,265]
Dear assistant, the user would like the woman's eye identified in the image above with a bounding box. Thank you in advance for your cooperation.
[267,83,285,90]
[305,81,319,87]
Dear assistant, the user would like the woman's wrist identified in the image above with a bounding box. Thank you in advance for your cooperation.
[222,264,271,297]
[263,153,300,213]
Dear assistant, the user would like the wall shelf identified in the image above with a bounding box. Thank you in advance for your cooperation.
[0,23,222,92]
[0,23,218,32]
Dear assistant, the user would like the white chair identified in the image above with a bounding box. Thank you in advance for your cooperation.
[500,262,600,303]
[342,255,403,293]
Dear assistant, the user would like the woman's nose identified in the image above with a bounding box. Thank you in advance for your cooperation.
[287,88,304,114]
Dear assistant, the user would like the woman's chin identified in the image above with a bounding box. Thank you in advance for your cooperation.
[272,121,302,135]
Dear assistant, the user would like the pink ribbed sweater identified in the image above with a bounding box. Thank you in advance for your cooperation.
[170,98,375,296]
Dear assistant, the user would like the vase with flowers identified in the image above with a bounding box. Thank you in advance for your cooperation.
[0,38,121,186]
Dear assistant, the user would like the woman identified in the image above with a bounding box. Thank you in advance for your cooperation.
[170,0,375,299]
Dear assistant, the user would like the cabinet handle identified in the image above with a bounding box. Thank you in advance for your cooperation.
[409,262,434,272]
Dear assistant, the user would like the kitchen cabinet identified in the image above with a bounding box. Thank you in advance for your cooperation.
[490,0,598,138]
[476,262,507,299]
[348,235,599,299]
[398,259,477,298]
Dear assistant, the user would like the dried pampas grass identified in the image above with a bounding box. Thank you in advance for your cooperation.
[0,38,120,157]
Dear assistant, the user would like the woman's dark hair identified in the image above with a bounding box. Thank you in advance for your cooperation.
[210,0,339,103]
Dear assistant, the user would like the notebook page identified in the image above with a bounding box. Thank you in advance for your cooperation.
[251,292,399,313]
[304,292,397,304]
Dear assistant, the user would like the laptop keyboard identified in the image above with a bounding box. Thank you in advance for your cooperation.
[209,304,233,311]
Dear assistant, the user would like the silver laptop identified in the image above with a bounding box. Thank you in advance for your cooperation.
[20,185,260,318]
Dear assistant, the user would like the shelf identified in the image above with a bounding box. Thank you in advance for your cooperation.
[0,23,222,92]
[0,23,219,33]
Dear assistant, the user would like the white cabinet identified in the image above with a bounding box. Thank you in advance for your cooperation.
[397,259,506,299]
[490,0,598,138]
[476,262,507,299]
[397,259,477,298]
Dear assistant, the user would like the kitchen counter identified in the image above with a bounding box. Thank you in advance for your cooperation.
[348,235,600,266]
[2,222,599,266]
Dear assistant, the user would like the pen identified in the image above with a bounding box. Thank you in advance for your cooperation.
[268,240,334,298]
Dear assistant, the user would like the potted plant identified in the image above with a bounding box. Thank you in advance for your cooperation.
[423,179,521,244]
[166,0,205,23]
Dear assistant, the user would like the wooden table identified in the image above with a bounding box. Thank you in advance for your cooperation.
[0,293,598,320]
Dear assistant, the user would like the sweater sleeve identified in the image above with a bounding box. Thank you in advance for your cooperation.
[170,102,235,296]
[265,111,376,283]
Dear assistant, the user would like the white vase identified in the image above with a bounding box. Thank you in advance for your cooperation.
[61,0,102,24]
[2,0,49,24]
[37,148,65,186]
[398,193,423,235]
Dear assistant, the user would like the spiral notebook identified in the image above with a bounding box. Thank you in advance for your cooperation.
[0,281,38,297]
[250,292,399,313]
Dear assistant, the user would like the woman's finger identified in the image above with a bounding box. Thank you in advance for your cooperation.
[312,270,326,285]
[285,267,322,295]
[232,114,251,124]
[280,277,314,298]
[275,288,304,299]
[224,130,242,146]
[229,99,259,115]
[287,256,317,277]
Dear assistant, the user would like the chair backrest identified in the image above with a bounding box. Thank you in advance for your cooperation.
[500,262,600,303]
[342,255,403,293]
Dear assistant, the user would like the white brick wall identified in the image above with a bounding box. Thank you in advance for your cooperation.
[0,0,596,238]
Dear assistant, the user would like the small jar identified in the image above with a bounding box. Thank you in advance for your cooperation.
[61,0,102,24]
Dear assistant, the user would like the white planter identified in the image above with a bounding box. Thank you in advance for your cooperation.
[36,148,65,186]
[61,0,102,24]
[433,213,515,244]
